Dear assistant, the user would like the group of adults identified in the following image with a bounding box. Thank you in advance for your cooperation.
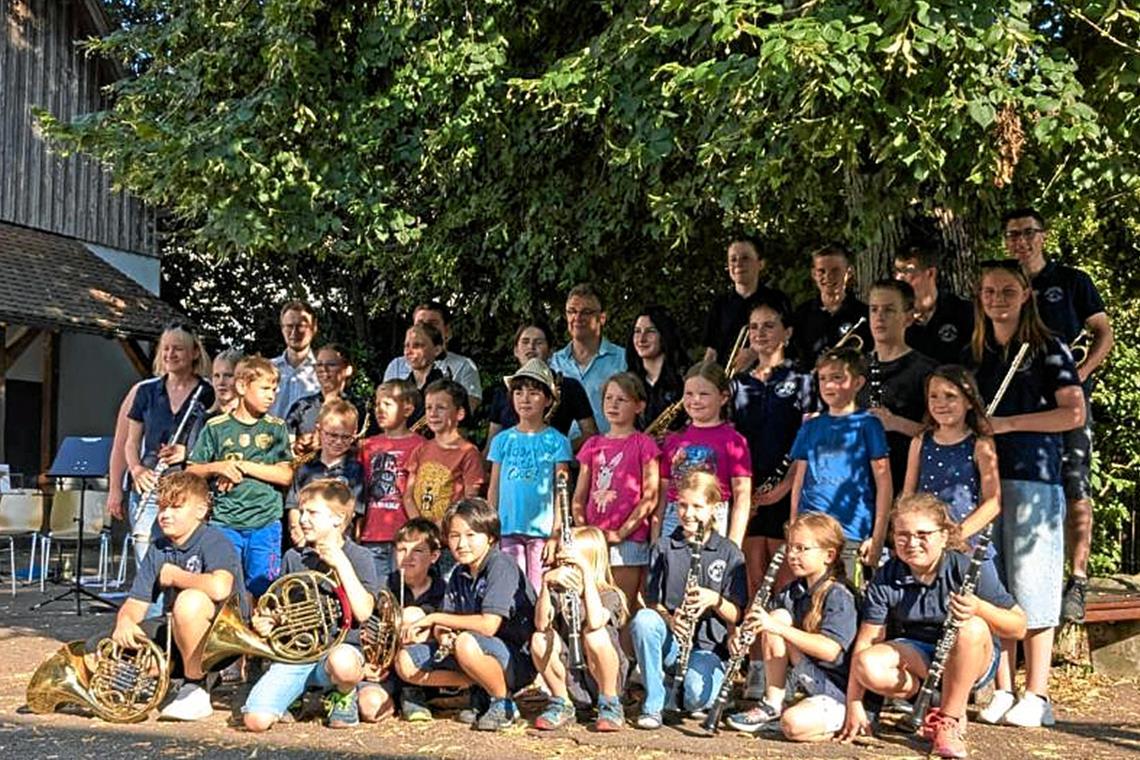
[106,206,1113,626]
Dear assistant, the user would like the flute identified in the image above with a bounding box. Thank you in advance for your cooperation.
[909,342,1029,731]
[131,384,207,525]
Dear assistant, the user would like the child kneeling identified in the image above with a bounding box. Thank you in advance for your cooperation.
[242,479,380,731]
[840,494,1027,758]
[532,526,628,732]
[726,512,856,740]
[394,498,537,731]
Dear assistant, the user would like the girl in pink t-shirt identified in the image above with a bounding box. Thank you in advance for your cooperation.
[655,361,752,547]
[573,373,660,607]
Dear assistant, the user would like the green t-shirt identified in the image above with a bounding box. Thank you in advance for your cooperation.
[189,413,291,529]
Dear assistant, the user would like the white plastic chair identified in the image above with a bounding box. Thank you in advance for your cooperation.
[40,490,109,591]
[0,491,45,596]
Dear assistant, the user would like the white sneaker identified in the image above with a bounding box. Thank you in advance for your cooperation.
[977,689,1016,724]
[159,682,213,721]
[1003,693,1055,727]
[743,661,766,701]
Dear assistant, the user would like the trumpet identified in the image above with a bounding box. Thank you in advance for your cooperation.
[723,324,750,374]
[830,316,867,353]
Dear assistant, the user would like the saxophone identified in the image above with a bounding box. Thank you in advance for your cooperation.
[645,398,685,437]
[664,520,706,721]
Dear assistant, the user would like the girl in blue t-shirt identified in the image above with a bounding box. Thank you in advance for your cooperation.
[902,365,1000,550]
[488,359,573,592]
[726,512,856,742]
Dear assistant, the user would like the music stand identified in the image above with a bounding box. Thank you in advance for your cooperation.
[31,436,116,615]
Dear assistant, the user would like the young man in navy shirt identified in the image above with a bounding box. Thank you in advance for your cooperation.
[894,244,975,365]
[791,244,872,369]
[1004,207,1115,621]
[109,471,243,722]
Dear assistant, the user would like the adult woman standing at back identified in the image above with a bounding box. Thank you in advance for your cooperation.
[626,305,688,433]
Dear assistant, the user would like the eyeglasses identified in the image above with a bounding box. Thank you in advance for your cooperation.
[319,430,355,443]
[787,544,824,556]
[1002,228,1044,241]
[893,529,944,544]
[893,264,928,276]
[566,308,600,319]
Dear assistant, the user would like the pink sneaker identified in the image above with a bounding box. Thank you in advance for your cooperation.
[926,709,969,759]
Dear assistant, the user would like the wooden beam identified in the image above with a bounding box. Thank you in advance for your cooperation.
[0,324,6,462]
[118,338,151,378]
[4,327,43,368]
[40,332,60,476]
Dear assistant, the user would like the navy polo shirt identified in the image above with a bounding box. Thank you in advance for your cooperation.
[645,529,748,658]
[862,552,1015,645]
[489,374,594,436]
[731,362,814,481]
[702,284,791,364]
[128,376,215,469]
[906,291,975,365]
[1031,260,1106,344]
[790,293,871,370]
[386,569,447,614]
[285,392,374,439]
[443,548,537,648]
[968,335,1080,483]
[285,455,366,515]
[857,350,939,491]
[128,523,243,614]
[773,577,858,689]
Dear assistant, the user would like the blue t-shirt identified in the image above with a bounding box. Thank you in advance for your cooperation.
[773,577,858,690]
[549,338,627,435]
[968,335,1081,483]
[790,411,889,541]
[488,426,573,537]
[862,552,1015,645]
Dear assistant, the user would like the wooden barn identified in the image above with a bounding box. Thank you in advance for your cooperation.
[1,0,182,480]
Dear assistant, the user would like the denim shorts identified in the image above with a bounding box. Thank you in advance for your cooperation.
[1061,402,1093,502]
[242,645,364,718]
[893,636,1000,690]
[992,479,1066,629]
[608,539,649,568]
[404,634,536,693]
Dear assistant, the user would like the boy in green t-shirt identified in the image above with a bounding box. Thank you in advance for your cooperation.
[188,356,293,595]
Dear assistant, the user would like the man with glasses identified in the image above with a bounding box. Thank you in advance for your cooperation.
[549,283,626,436]
[382,301,482,411]
[270,300,321,419]
[1003,207,1114,623]
[893,245,974,364]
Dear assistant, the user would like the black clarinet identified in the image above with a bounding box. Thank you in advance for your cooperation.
[663,522,705,723]
[868,354,884,408]
[909,527,992,731]
[554,471,585,670]
[701,544,787,734]
[757,455,792,494]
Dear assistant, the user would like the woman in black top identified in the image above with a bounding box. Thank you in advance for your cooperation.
[625,305,688,432]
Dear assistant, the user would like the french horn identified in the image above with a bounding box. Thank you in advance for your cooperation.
[360,588,401,673]
[26,637,171,723]
[200,570,350,670]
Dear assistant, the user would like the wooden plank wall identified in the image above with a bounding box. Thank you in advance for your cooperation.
[0,0,155,256]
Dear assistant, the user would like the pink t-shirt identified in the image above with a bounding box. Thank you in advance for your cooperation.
[357,433,426,542]
[661,422,752,504]
[576,432,660,543]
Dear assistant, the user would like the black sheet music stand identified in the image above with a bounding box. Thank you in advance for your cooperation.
[31,436,116,615]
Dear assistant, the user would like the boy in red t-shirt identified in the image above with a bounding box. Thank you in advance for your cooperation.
[357,379,425,578]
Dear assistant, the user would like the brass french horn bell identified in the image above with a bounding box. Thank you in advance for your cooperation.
[360,588,402,673]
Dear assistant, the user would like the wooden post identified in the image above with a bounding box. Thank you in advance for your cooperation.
[40,331,60,475]
[0,324,7,463]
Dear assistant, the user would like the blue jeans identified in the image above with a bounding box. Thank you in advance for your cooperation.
[361,541,394,579]
[215,521,281,597]
[629,607,726,715]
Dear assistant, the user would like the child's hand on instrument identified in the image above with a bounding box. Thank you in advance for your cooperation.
[251,613,276,638]
[402,614,434,644]
[111,619,149,649]
[949,591,979,623]
[685,585,721,617]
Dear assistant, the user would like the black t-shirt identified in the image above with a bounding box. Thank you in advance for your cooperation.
[406,367,446,428]
[488,374,594,436]
[637,368,685,432]
[644,529,748,658]
[906,291,975,366]
[731,362,814,481]
[790,293,871,370]
[443,548,537,648]
[285,391,375,439]
[966,334,1081,483]
[702,285,791,364]
[386,569,447,613]
[128,523,244,613]
[1031,260,1106,344]
[857,349,938,491]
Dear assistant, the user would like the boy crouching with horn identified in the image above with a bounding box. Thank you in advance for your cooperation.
[242,478,380,731]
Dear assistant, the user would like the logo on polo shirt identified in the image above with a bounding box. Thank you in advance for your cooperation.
[706,559,727,584]
[775,380,797,398]
[1043,286,1064,304]
[938,324,959,343]
[185,554,202,574]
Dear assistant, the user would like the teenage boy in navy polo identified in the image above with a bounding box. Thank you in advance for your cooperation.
[630,470,748,729]
[109,471,243,722]
[1003,207,1114,622]
[394,499,537,731]
[791,244,872,369]
[894,245,975,365]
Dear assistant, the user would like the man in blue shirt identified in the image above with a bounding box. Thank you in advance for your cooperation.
[549,283,627,438]
[1004,207,1115,622]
